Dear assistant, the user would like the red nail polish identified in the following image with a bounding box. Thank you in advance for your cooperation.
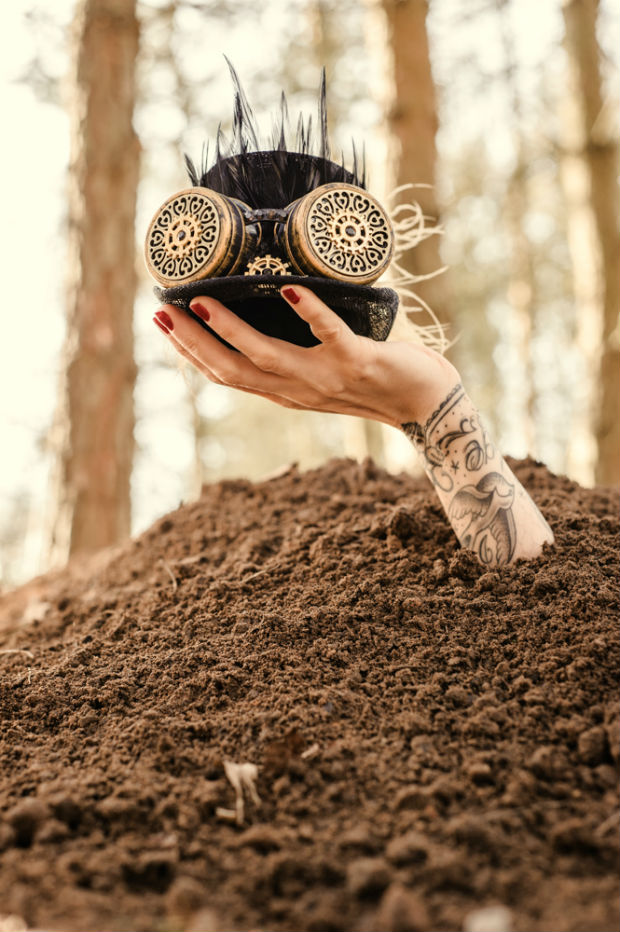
[282,287,300,305]
[191,302,211,322]
[155,310,174,331]
[153,316,170,335]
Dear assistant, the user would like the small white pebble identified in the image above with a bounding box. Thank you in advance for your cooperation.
[215,807,237,821]
[21,600,51,625]
[463,905,513,932]
[0,916,29,932]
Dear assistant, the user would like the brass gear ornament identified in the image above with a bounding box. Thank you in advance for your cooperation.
[244,255,291,276]
[164,214,203,260]
[328,211,369,253]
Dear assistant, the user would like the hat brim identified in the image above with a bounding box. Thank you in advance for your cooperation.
[155,275,398,348]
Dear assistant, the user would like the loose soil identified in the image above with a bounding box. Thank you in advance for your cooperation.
[0,457,618,932]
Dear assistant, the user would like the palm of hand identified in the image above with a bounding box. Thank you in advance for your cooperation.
[155,285,459,429]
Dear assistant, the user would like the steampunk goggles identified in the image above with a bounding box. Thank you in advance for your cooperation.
[145,181,394,289]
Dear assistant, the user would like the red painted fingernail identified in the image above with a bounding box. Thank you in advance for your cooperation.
[191,302,211,322]
[282,287,300,305]
[155,310,174,331]
[153,316,170,335]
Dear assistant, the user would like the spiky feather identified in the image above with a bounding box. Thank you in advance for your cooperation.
[184,62,365,209]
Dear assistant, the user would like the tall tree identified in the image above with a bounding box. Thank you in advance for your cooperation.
[379,0,450,340]
[47,0,140,565]
[495,0,537,455]
[309,0,387,464]
[562,0,619,486]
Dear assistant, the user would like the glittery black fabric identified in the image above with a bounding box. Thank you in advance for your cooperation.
[155,276,398,348]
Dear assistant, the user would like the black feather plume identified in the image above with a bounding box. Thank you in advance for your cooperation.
[183,63,366,209]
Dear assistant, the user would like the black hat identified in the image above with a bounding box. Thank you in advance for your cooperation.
[145,68,399,348]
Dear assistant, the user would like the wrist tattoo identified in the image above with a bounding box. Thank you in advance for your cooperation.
[402,383,495,493]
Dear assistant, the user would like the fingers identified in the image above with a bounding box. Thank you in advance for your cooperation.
[153,305,290,395]
[188,296,302,377]
[280,285,354,348]
[166,331,222,385]
[153,303,337,412]
[151,292,388,421]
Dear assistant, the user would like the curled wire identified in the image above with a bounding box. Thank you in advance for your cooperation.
[383,183,449,354]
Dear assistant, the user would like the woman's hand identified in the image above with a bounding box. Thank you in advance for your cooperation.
[153,285,460,429]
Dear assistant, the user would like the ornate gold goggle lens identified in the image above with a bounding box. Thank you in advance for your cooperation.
[282,183,393,283]
[144,188,249,287]
[145,182,393,287]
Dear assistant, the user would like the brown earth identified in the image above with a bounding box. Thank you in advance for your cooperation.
[0,457,618,932]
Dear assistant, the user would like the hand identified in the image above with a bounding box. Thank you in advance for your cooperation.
[152,285,460,429]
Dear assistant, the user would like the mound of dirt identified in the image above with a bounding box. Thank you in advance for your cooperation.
[0,457,618,932]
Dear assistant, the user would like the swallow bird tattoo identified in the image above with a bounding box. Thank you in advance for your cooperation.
[448,471,516,565]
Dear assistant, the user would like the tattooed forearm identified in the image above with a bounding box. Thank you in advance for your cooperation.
[448,471,516,565]
[402,385,553,566]
[402,383,495,493]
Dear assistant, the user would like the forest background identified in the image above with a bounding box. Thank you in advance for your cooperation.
[0,0,618,587]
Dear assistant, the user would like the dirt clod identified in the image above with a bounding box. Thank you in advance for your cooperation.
[373,882,430,932]
[347,858,393,898]
[578,726,609,765]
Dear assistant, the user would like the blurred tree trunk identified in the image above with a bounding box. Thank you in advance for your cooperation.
[187,371,207,499]
[380,0,451,341]
[562,0,620,486]
[496,0,536,455]
[311,0,386,464]
[503,167,536,454]
[47,0,140,565]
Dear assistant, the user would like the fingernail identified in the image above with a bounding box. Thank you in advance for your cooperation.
[155,310,174,331]
[153,316,170,335]
[282,287,300,305]
[191,301,211,322]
